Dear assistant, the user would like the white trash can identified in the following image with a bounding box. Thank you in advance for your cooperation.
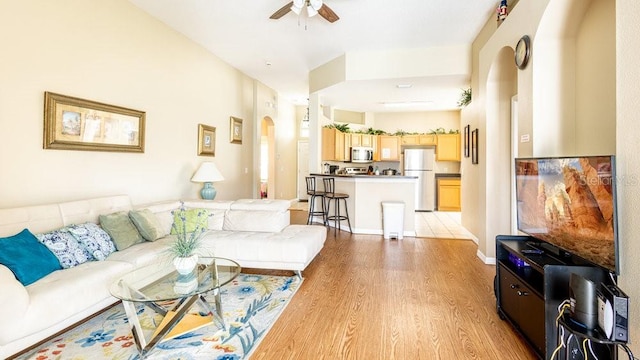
[382,201,404,240]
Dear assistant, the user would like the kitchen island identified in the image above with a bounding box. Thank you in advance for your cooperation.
[310,173,417,236]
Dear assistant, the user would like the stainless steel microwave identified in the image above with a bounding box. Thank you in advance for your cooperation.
[351,147,374,163]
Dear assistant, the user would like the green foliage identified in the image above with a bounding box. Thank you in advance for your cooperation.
[457,88,472,107]
[167,204,207,258]
[323,123,350,132]
[367,128,387,135]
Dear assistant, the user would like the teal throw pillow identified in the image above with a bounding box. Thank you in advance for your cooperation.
[170,208,210,235]
[37,229,94,268]
[99,211,144,251]
[66,223,116,260]
[0,229,61,286]
[129,209,165,241]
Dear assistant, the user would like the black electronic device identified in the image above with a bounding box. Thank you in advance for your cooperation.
[569,273,598,330]
[597,283,629,342]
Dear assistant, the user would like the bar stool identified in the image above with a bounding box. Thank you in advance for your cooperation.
[305,176,326,225]
[322,177,352,235]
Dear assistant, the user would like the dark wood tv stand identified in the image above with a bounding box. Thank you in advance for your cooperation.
[495,235,616,359]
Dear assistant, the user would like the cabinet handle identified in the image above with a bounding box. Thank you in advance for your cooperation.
[517,290,528,296]
[510,284,519,289]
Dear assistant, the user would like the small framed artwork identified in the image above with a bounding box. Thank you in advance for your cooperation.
[230,116,243,144]
[43,92,145,153]
[198,124,216,156]
[471,128,479,165]
[464,125,470,158]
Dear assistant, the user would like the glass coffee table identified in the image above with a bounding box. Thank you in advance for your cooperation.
[109,257,240,358]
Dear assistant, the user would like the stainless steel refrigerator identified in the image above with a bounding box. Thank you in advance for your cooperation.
[403,148,435,211]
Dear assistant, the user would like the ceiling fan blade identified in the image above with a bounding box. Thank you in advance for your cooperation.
[318,4,339,23]
[270,1,294,19]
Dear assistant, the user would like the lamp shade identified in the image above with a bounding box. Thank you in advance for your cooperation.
[191,162,225,183]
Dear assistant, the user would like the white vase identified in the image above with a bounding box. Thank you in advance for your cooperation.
[173,254,199,275]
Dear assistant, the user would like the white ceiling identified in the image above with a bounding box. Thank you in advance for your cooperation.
[128,0,497,112]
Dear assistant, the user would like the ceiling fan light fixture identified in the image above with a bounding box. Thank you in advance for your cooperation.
[291,0,304,14]
[307,5,318,17]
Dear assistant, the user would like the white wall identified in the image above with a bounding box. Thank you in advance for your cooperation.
[0,0,261,207]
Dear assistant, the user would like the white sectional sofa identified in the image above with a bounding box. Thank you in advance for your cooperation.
[0,195,326,359]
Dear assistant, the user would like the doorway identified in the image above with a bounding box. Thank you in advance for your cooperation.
[260,117,275,199]
[297,140,309,200]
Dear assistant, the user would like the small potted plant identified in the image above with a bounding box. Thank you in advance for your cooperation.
[168,204,209,275]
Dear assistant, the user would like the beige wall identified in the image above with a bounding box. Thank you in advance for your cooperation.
[575,0,616,155]
[372,110,461,134]
[464,0,640,351]
[617,0,640,352]
[0,0,302,208]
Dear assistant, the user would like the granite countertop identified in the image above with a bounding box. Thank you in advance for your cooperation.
[435,173,461,178]
[310,173,417,179]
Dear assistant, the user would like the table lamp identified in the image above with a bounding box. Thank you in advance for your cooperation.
[191,162,225,200]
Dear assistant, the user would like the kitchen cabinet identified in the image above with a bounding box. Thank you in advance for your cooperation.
[377,135,400,161]
[436,134,461,161]
[348,133,374,147]
[437,178,461,211]
[349,133,362,147]
[401,134,437,146]
[360,134,375,147]
[322,128,349,161]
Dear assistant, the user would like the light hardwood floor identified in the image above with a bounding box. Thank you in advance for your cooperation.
[245,210,538,360]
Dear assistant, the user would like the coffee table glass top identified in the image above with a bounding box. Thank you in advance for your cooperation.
[109,257,240,302]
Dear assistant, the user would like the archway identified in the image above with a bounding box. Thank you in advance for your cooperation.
[260,116,275,199]
[484,45,518,252]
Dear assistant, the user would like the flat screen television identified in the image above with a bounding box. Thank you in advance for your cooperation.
[515,156,618,273]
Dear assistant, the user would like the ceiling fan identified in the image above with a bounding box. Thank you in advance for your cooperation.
[270,0,340,23]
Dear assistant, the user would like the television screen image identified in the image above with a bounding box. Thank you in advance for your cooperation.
[515,156,617,272]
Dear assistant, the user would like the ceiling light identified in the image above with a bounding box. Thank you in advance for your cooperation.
[291,0,323,18]
[396,84,413,89]
[382,101,434,108]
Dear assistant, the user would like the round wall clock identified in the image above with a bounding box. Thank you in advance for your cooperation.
[515,35,531,70]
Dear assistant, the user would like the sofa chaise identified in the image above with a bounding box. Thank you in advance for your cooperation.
[0,195,326,358]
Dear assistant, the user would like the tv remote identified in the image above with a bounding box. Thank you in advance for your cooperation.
[521,249,544,255]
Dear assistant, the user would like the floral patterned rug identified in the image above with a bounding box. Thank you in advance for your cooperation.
[16,274,301,360]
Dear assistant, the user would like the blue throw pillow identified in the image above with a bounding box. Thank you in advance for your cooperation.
[67,223,116,261]
[0,229,61,286]
[37,229,94,268]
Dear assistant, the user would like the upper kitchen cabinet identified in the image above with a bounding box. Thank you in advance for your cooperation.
[322,127,349,161]
[348,133,375,148]
[436,134,461,161]
[377,135,401,161]
[401,134,437,146]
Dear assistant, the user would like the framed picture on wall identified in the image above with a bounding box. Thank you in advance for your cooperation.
[230,116,243,144]
[43,92,145,153]
[198,124,216,156]
[471,128,479,165]
[464,124,470,158]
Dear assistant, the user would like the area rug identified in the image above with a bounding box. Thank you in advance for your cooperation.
[15,273,301,360]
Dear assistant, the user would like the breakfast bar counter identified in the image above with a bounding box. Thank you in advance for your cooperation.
[310,173,416,236]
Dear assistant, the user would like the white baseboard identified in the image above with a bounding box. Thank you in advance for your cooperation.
[476,249,496,265]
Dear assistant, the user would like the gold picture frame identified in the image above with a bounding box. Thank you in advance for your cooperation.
[43,92,145,153]
[198,124,216,156]
[230,116,243,144]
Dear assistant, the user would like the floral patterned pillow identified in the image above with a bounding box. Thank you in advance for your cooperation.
[36,229,94,269]
[67,223,116,261]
